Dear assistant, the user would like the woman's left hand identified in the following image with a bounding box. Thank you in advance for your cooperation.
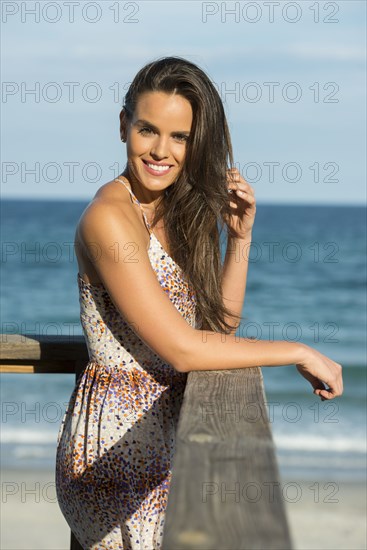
[226,168,256,239]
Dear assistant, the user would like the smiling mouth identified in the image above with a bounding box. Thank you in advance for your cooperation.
[142,160,173,174]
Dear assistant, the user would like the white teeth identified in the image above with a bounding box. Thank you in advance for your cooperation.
[146,162,170,172]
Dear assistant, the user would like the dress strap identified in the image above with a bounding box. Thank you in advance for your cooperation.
[116,177,152,234]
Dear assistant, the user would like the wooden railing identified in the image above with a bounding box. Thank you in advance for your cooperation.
[0,334,293,550]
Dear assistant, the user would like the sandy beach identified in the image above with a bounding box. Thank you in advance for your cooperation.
[1,468,366,550]
[283,477,366,550]
[1,468,70,550]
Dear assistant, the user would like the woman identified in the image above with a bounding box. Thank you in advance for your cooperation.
[55,56,343,549]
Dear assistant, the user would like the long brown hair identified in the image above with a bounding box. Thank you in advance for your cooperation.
[122,56,243,333]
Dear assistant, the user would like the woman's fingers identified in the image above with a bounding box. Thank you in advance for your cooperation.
[228,183,255,199]
[296,365,326,392]
[317,386,339,401]
[296,356,343,401]
[226,169,255,196]
[323,362,343,398]
[314,377,342,400]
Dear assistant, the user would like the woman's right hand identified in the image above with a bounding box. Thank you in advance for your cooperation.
[295,345,343,400]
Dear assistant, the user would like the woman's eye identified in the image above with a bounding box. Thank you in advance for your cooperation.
[138,127,154,136]
[137,128,188,142]
[174,134,189,143]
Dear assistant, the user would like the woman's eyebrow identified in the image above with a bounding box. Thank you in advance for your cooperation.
[135,119,190,135]
[135,119,157,129]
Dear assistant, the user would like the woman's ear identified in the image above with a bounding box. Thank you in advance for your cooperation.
[119,108,127,142]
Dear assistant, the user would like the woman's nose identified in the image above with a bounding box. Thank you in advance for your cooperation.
[150,136,169,159]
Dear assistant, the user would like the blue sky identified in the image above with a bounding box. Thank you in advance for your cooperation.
[1,0,366,204]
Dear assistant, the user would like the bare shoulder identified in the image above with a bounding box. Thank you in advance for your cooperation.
[75,178,148,283]
[94,177,129,203]
[78,178,145,239]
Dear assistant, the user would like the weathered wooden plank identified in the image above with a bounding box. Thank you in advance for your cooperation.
[0,334,88,373]
[0,361,77,373]
[162,368,293,550]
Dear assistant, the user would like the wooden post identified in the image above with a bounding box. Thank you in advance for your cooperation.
[161,368,293,550]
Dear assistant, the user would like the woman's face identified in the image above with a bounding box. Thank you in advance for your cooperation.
[121,91,193,194]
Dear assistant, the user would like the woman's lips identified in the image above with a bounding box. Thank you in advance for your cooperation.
[142,160,173,176]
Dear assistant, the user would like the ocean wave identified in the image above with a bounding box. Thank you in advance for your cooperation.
[1,428,58,444]
[2,427,366,456]
[274,434,367,454]
[13,445,54,459]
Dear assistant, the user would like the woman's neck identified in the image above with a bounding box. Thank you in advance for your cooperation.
[120,169,164,212]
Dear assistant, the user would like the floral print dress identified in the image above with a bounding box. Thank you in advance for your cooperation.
[55,178,197,549]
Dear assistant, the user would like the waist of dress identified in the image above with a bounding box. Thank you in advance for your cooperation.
[82,356,178,377]
[76,359,187,395]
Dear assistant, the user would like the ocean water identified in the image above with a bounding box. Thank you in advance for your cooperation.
[1,199,366,482]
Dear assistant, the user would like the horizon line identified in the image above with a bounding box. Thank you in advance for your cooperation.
[1,196,365,208]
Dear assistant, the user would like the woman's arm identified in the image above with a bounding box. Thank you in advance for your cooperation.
[221,232,252,333]
[178,330,342,401]
[221,168,256,333]
[79,199,342,401]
